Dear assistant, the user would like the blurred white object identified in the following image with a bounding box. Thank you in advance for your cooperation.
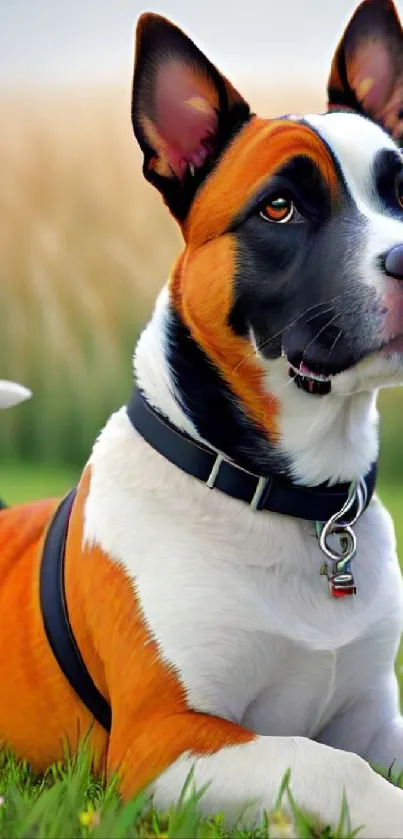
[0,381,32,409]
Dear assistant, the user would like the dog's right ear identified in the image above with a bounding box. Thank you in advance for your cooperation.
[131,14,251,222]
[327,0,403,143]
[0,381,32,410]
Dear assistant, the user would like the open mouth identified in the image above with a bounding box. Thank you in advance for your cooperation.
[287,335,403,397]
[288,361,332,395]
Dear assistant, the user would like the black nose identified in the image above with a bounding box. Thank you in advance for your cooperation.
[384,245,403,279]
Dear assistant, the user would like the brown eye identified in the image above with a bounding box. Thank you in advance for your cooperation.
[260,195,294,223]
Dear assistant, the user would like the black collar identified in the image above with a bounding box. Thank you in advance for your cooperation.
[126,389,377,525]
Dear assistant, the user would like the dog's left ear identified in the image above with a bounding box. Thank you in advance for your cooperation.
[327,0,403,143]
[132,13,250,221]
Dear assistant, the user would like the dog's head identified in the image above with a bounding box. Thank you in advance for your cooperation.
[132,0,403,483]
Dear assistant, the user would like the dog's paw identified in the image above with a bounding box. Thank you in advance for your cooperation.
[296,745,403,838]
[0,380,32,410]
[340,754,403,837]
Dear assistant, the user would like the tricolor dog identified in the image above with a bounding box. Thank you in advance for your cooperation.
[4,0,403,834]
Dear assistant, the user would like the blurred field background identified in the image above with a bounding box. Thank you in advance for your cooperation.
[1,4,403,682]
[1,84,325,483]
[1,85,403,501]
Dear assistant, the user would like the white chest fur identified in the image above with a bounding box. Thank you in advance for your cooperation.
[84,409,403,742]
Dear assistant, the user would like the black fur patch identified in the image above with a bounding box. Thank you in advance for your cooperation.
[232,154,369,377]
[374,148,403,217]
[165,306,290,476]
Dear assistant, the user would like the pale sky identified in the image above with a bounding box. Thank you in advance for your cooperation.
[0,0,390,90]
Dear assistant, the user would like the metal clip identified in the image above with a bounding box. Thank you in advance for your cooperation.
[316,478,367,598]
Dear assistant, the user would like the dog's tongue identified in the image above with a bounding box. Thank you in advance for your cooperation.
[299,362,315,377]
[288,362,332,396]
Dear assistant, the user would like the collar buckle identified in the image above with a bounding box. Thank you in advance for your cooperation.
[206,454,224,488]
[250,476,270,512]
[316,477,368,598]
[206,455,270,512]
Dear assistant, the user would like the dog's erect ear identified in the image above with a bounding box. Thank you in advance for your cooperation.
[0,381,32,410]
[327,0,403,143]
[132,13,250,221]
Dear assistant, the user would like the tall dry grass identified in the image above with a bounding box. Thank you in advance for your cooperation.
[0,86,182,464]
[1,82,403,477]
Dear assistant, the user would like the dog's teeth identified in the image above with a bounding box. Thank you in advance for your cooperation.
[299,363,330,382]
[287,361,331,383]
[309,372,328,382]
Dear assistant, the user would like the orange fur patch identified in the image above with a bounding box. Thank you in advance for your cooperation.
[171,237,279,437]
[66,471,255,798]
[0,494,107,771]
[171,117,340,438]
[184,117,339,245]
[0,470,256,796]
[140,116,174,179]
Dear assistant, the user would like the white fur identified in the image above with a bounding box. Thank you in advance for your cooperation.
[305,112,400,209]
[265,360,380,485]
[273,112,403,485]
[0,380,31,410]
[134,286,201,440]
[85,408,403,833]
[82,111,403,833]
[305,112,403,295]
[154,740,403,836]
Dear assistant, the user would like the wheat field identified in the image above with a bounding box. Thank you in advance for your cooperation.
[1,82,403,477]
[0,86,181,463]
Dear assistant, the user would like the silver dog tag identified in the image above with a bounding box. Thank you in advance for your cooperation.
[316,478,367,598]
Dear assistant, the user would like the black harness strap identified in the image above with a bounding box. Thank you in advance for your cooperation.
[39,489,112,732]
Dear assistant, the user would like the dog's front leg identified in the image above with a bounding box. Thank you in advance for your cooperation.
[363,672,403,774]
[315,661,403,777]
[108,714,403,836]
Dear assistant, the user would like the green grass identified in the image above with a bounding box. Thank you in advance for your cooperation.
[0,746,362,839]
[376,482,403,555]
[1,461,79,505]
[1,465,403,838]
[376,484,403,692]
